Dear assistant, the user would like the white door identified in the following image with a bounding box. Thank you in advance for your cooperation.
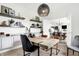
[2,36,13,49]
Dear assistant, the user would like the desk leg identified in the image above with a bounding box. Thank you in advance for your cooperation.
[73,50,74,55]
[56,43,58,55]
[38,44,40,56]
[67,47,69,56]
[50,48,52,56]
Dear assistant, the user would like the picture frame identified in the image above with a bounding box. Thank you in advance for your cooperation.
[9,8,15,16]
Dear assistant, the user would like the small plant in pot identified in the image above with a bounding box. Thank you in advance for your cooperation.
[35,16,40,21]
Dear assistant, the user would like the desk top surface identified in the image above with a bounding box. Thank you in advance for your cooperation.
[29,37,59,48]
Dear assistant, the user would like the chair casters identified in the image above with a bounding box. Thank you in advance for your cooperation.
[23,51,31,56]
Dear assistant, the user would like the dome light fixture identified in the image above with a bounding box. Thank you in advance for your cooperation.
[38,3,50,17]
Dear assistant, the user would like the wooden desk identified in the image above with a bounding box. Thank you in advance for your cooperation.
[29,37,60,56]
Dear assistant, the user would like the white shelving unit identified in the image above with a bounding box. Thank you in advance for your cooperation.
[29,20,43,37]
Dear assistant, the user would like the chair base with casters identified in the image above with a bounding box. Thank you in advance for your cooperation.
[23,51,31,56]
[67,45,79,56]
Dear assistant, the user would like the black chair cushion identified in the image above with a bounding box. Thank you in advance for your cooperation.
[28,45,39,52]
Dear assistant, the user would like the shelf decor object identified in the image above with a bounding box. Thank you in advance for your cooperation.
[0,21,9,27]
[9,19,15,24]
[13,22,25,27]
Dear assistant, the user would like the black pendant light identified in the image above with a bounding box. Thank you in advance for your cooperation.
[38,3,50,17]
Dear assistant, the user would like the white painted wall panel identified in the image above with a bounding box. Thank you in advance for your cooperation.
[1,36,13,49]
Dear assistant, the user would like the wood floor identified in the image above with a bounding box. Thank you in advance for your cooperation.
[0,41,79,56]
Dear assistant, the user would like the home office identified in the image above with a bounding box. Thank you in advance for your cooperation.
[0,3,79,56]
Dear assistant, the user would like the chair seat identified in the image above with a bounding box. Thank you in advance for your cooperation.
[68,45,79,52]
[25,45,39,52]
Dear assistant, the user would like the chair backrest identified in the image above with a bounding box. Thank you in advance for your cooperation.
[20,35,33,51]
[71,35,79,47]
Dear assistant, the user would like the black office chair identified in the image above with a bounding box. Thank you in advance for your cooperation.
[20,35,39,56]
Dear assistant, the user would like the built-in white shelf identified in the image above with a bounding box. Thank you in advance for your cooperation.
[0,13,25,20]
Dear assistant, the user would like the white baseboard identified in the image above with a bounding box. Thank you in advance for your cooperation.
[0,45,22,54]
